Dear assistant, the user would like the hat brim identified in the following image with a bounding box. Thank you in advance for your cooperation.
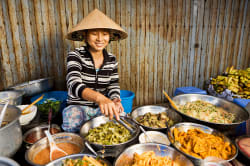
[67,28,128,41]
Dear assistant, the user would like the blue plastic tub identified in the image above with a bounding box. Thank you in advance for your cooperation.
[233,98,250,136]
[174,86,207,96]
[30,91,68,113]
[120,90,135,114]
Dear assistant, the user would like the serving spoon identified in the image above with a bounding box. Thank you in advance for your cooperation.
[162,90,178,110]
[44,130,68,161]
[0,101,9,127]
[139,126,153,143]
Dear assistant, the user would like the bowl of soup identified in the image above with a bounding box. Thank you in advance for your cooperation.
[25,132,85,166]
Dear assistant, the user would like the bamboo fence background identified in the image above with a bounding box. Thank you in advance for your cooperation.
[0,0,249,106]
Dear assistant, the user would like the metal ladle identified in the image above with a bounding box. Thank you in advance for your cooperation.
[0,101,9,128]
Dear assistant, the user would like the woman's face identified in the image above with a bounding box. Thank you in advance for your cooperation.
[86,29,110,52]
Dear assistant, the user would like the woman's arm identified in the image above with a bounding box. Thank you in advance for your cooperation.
[81,88,120,120]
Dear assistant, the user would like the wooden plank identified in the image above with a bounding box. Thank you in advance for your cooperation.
[130,0,137,101]
[27,0,42,78]
[199,0,212,87]
[135,0,140,106]
[72,0,79,48]
[16,0,29,81]
[0,0,13,87]
[120,0,126,90]
[181,0,191,87]
[7,0,26,82]
[139,0,146,105]
[34,0,48,77]
[125,0,131,90]
[227,0,240,68]
[148,0,156,104]
[234,0,247,69]
[219,0,233,73]
[156,0,164,103]
[240,1,250,69]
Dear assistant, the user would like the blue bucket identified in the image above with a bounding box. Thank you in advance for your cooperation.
[120,90,135,114]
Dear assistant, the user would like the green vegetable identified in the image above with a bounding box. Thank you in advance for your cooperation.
[37,99,61,116]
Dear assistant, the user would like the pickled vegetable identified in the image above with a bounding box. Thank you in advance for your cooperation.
[136,112,174,128]
[86,121,132,145]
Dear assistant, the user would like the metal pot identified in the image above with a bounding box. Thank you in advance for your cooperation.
[172,94,250,136]
[8,77,54,97]
[25,132,85,166]
[0,90,24,105]
[80,115,140,157]
[0,105,22,157]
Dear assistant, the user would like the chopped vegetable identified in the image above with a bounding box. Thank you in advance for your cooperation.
[85,121,132,145]
[37,99,61,116]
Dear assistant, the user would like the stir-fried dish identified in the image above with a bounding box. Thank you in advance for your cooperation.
[125,151,178,166]
[62,156,107,166]
[178,100,236,124]
[86,121,132,145]
[136,112,174,128]
[173,128,236,160]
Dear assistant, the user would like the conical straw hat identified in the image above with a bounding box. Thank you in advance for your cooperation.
[67,9,127,41]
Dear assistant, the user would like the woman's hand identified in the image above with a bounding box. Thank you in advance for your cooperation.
[112,98,124,113]
[97,96,120,120]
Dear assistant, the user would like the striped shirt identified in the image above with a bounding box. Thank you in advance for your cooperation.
[66,46,120,108]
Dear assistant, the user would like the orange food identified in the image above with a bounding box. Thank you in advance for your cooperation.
[33,142,80,165]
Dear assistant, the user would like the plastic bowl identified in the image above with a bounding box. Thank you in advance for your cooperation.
[139,130,170,145]
[17,105,37,125]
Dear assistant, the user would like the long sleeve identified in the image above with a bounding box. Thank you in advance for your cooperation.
[66,51,86,98]
[107,61,120,100]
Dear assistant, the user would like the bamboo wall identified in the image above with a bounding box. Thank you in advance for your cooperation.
[0,0,249,106]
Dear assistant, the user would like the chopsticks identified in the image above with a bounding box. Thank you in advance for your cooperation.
[22,94,44,114]
[162,90,178,110]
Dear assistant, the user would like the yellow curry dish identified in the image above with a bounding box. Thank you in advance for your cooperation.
[177,100,236,124]
[173,128,236,160]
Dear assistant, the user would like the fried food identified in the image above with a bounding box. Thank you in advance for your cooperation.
[173,128,236,160]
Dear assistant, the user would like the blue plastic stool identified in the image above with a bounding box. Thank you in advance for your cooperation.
[120,90,135,114]
[174,86,207,96]
[233,98,250,136]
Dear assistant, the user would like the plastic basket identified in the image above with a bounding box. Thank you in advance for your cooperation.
[174,86,207,96]
[120,90,135,114]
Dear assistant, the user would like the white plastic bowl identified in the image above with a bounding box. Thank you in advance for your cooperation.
[139,130,170,145]
[17,105,37,125]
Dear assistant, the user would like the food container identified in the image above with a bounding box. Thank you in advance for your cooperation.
[25,132,85,166]
[0,156,20,166]
[168,122,238,166]
[80,115,140,157]
[130,105,182,131]
[235,135,250,161]
[46,153,111,166]
[23,124,61,147]
[0,105,22,157]
[139,130,170,145]
[8,77,54,97]
[114,143,194,166]
[172,94,250,136]
[0,90,24,105]
[17,105,37,125]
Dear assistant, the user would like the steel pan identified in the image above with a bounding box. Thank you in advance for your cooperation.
[172,94,249,136]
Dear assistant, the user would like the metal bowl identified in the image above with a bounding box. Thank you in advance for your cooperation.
[46,153,111,166]
[235,135,250,160]
[8,77,54,97]
[168,122,238,165]
[0,90,24,105]
[80,115,140,157]
[23,124,61,146]
[25,132,85,166]
[130,105,182,131]
[172,94,250,136]
[114,143,194,166]
[0,156,20,166]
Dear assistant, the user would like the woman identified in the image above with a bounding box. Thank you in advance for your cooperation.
[62,9,128,132]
